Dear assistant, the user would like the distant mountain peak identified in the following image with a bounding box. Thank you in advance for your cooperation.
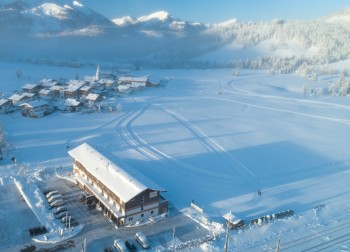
[27,3,70,19]
[136,11,172,23]
[112,16,134,26]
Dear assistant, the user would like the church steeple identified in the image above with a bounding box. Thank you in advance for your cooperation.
[95,64,100,81]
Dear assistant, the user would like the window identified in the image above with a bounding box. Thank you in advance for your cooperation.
[141,195,145,203]
[141,213,144,217]
[149,191,157,198]
[128,217,133,221]
[141,204,144,211]
[151,210,154,214]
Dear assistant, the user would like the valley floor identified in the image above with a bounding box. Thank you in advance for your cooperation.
[1,66,350,251]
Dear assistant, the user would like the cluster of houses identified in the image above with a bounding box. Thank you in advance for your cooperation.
[0,66,159,118]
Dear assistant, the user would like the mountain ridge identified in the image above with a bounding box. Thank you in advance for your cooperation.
[1,0,350,66]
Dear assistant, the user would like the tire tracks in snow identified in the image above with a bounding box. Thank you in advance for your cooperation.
[116,105,161,160]
[156,105,260,188]
[200,96,350,126]
[223,81,350,125]
[116,103,227,178]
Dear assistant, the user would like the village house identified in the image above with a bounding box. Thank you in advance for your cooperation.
[38,89,53,100]
[64,98,82,112]
[0,99,14,114]
[86,93,101,104]
[78,85,92,96]
[50,85,64,99]
[9,93,33,106]
[98,79,116,90]
[68,143,168,227]
[118,76,149,86]
[20,100,49,118]
[64,81,85,99]
[21,83,41,94]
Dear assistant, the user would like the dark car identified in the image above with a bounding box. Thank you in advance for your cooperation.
[125,240,137,252]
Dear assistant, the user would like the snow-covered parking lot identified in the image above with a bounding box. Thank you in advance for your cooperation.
[0,173,213,252]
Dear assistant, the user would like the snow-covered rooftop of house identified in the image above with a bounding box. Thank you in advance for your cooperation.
[79,86,91,92]
[68,143,163,203]
[22,92,35,98]
[65,83,84,92]
[39,89,51,95]
[98,79,115,84]
[0,99,10,106]
[86,93,99,101]
[9,93,24,101]
[50,85,63,91]
[131,82,146,88]
[117,84,130,90]
[64,98,80,107]
[20,100,48,109]
[22,83,39,90]
[119,76,148,83]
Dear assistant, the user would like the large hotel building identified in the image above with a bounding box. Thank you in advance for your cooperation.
[68,143,168,227]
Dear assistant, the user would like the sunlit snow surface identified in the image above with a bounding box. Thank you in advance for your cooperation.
[1,64,350,251]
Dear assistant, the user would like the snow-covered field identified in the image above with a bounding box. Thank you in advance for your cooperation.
[1,62,350,251]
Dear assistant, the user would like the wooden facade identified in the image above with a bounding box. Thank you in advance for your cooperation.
[69,143,168,227]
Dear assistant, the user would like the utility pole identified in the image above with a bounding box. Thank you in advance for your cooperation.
[172,226,176,251]
[275,239,281,252]
[224,211,231,252]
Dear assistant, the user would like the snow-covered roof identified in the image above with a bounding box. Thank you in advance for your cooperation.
[68,143,162,203]
[0,99,10,106]
[65,84,83,92]
[39,89,52,95]
[131,82,146,88]
[119,76,148,83]
[9,93,25,101]
[86,93,99,101]
[23,92,35,98]
[22,83,39,90]
[64,98,80,107]
[117,84,131,90]
[20,100,48,109]
[50,85,63,91]
[79,86,91,92]
[98,79,115,84]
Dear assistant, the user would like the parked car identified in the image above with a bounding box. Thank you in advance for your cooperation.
[46,190,59,199]
[48,194,62,204]
[54,206,67,215]
[28,226,47,237]
[55,211,68,219]
[135,232,150,249]
[114,239,128,252]
[50,199,64,208]
[125,240,137,252]
[43,189,55,196]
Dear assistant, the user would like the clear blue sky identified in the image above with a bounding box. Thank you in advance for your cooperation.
[80,0,350,23]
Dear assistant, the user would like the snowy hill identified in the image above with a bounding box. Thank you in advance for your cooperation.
[0,0,115,36]
[1,0,350,67]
